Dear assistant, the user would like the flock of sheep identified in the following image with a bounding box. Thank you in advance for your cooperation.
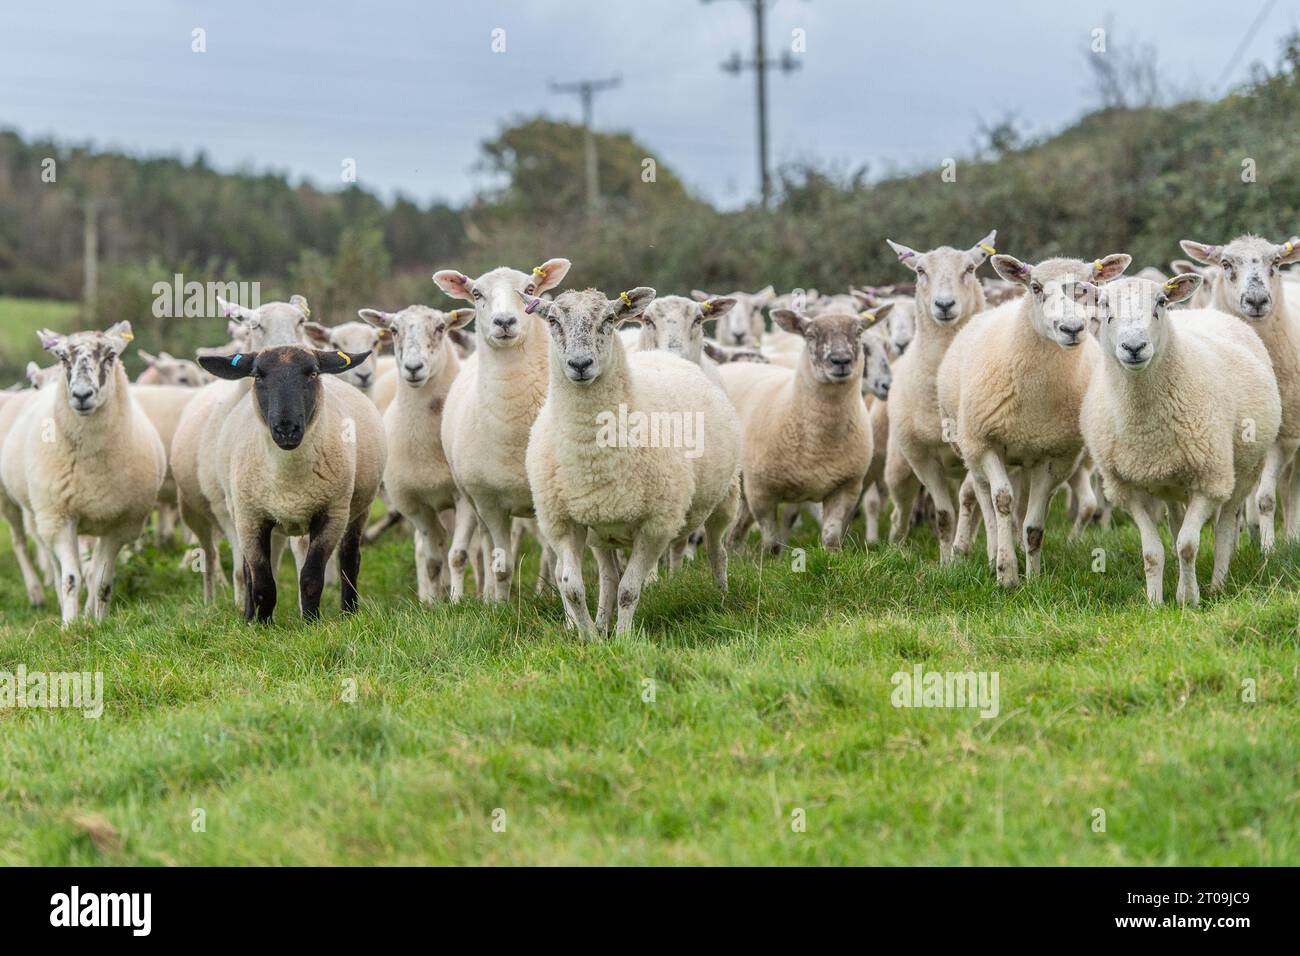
[1,228,1298,634]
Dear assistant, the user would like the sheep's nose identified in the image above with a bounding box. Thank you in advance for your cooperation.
[1121,341,1146,358]
[491,315,518,334]
[1244,293,1271,314]
[70,386,94,406]
[828,354,853,374]
[933,298,956,316]
[1060,321,1084,340]
[567,357,593,377]
[403,361,425,376]
[730,331,746,345]
[271,422,303,448]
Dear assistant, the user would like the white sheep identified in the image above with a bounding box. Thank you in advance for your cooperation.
[0,363,61,605]
[936,254,1130,587]
[197,345,386,621]
[306,320,388,395]
[636,294,736,388]
[882,230,997,561]
[130,383,200,544]
[717,306,888,555]
[136,351,211,386]
[1,322,166,624]
[359,304,473,603]
[433,258,571,602]
[690,286,774,347]
[1078,273,1280,605]
[1179,234,1300,550]
[524,287,741,636]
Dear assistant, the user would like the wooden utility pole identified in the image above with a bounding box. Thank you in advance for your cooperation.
[549,75,622,217]
[708,0,802,208]
[82,198,99,321]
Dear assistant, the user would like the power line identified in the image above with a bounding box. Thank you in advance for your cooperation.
[1214,0,1278,91]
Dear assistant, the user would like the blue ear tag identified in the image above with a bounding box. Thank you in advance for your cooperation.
[231,354,241,366]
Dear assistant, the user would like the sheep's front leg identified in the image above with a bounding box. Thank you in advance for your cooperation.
[1125,494,1165,605]
[240,519,277,623]
[820,479,864,552]
[1282,445,1300,542]
[1175,493,1219,607]
[477,500,515,603]
[1021,459,1056,579]
[749,497,783,558]
[446,495,478,602]
[615,532,672,637]
[1068,464,1098,540]
[84,530,130,622]
[952,472,980,560]
[886,466,920,545]
[593,546,621,633]
[535,541,557,595]
[1255,441,1290,553]
[977,451,1017,587]
[862,484,882,546]
[1211,492,1248,592]
[337,514,365,615]
[971,472,998,569]
[45,519,82,627]
[553,525,597,638]
[910,455,959,563]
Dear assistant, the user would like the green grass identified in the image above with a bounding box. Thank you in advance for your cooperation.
[1,505,1298,866]
[0,296,80,383]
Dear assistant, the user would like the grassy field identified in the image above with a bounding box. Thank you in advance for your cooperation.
[1,499,1298,866]
[0,296,80,384]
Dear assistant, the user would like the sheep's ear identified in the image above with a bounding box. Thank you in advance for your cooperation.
[608,287,656,320]
[702,341,728,363]
[772,309,807,335]
[103,321,134,354]
[886,239,921,272]
[698,297,735,324]
[358,308,395,331]
[1276,237,1300,266]
[316,349,372,376]
[215,296,257,323]
[158,351,176,362]
[530,258,571,294]
[25,362,42,386]
[37,328,69,359]
[1179,239,1221,266]
[1170,259,1204,276]
[754,285,776,302]
[304,322,334,345]
[1091,254,1131,283]
[138,350,159,367]
[448,328,475,354]
[690,289,713,302]
[447,308,475,331]
[858,302,893,333]
[990,254,1032,287]
[433,269,476,302]
[288,294,311,318]
[199,352,256,381]
[1162,273,1201,305]
[515,290,550,316]
[968,230,998,266]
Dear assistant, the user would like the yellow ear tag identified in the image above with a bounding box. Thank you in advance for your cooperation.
[701,301,713,314]
[1163,280,1179,293]
[620,291,633,307]
[1286,242,1295,255]
[979,243,996,255]
[120,330,134,342]
[337,351,352,367]
[1093,259,1104,275]
[532,267,546,279]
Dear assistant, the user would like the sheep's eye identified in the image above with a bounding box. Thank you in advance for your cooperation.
[472,289,483,300]
[524,284,535,295]
[964,266,974,276]
[1030,282,1043,295]
[916,268,927,278]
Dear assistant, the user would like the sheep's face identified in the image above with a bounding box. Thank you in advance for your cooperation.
[359,306,472,388]
[993,255,1130,350]
[306,321,386,392]
[1071,275,1200,373]
[884,299,916,357]
[38,322,133,416]
[1169,260,1220,308]
[692,287,773,347]
[434,259,571,351]
[198,346,371,450]
[771,307,890,386]
[640,295,735,362]
[139,351,210,386]
[25,362,61,389]
[528,287,656,386]
[887,231,996,326]
[1180,235,1300,321]
[860,327,893,400]
[217,295,311,350]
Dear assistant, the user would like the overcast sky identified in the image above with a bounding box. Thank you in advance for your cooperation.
[1,0,1296,208]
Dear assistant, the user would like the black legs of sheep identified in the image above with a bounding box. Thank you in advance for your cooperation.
[242,513,365,624]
